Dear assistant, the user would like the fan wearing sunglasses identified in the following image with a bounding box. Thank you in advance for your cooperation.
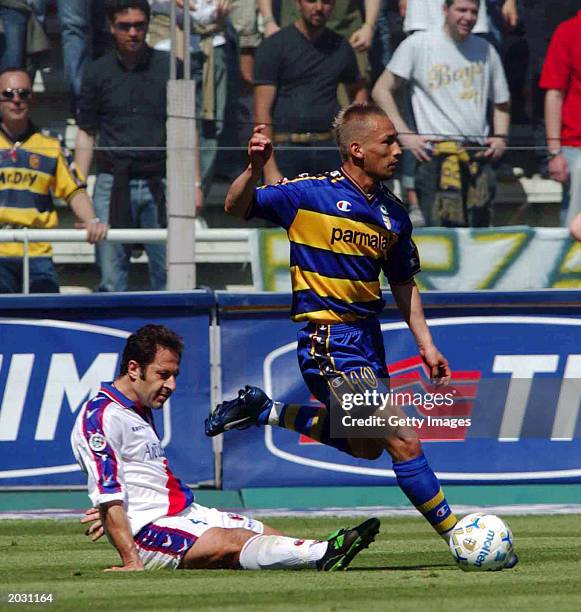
[0,68,108,294]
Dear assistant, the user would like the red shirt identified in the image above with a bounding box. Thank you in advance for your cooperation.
[540,11,581,146]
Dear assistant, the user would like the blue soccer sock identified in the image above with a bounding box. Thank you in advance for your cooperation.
[393,454,457,540]
[259,402,350,454]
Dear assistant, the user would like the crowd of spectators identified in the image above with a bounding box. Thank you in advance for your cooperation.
[0,0,579,293]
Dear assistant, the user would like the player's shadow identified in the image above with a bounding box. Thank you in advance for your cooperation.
[350,563,454,571]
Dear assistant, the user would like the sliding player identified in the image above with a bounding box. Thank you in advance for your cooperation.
[72,324,379,571]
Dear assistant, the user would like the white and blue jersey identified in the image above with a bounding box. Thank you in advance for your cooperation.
[71,382,194,536]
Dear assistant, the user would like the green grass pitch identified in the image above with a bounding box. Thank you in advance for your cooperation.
[1,514,580,611]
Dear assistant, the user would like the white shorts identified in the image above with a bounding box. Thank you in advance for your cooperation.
[133,503,264,570]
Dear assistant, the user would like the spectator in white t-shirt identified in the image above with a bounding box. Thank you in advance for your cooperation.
[372,0,510,227]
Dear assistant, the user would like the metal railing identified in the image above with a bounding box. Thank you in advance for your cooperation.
[0,228,253,294]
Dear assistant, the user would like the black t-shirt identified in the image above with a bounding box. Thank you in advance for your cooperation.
[78,47,180,170]
[254,25,360,134]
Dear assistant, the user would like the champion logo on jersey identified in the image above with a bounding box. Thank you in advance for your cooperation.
[336,200,352,212]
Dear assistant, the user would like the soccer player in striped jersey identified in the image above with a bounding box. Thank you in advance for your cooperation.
[208,103,467,550]
[72,324,379,571]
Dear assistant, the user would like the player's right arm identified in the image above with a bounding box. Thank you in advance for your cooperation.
[99,501,144,571]
[254,84,283,184]
[72,403,142,570]
[224,124,273,218]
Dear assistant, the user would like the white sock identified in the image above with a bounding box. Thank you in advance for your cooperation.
[267,401,286,426]
[239,534,328,570]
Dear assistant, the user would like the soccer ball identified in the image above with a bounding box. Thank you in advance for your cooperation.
[449,513,514,572]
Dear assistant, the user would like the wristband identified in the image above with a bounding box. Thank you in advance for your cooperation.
[548,149,562,159]
[88,217,100,224]
[263,15,276,25]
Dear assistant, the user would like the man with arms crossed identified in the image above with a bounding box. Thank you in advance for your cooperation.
[72,324,378,571]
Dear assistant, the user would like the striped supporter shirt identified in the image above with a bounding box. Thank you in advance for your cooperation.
[0,123,86,257]
[71,382,193,535]
[249,169,421,323]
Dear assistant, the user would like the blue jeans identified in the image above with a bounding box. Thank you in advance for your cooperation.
[57,0,107,114]
[193,41,235,193]
[0,257,59,294]
[0,7,28,71]
[92,173,167,292]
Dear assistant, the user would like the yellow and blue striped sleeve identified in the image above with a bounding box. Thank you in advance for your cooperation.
[53,144,87,202]
[249,181,302,230]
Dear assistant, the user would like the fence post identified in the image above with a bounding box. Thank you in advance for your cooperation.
[166,0,198,290]
[23,228,30,295]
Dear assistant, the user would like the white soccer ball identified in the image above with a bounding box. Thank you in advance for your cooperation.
[449,513,515,572]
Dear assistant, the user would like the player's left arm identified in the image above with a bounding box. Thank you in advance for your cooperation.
[390,279,451,385]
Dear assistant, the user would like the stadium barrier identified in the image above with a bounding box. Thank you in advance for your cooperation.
[0,228,254,292]
[1,226,579,293]
[0,290,580,489]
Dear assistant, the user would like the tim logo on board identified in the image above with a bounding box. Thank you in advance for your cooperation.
[263,316,581,484]
[0,320,171,486]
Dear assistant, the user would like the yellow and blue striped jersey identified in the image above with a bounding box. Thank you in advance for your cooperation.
[250,169,420,323]
[0,124,86,257]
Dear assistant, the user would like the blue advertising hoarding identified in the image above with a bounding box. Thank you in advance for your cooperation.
[218,291,581,488]
[0,292,214,487]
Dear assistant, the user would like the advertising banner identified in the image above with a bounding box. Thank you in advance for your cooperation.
[218,291,581,488]
[253,227,581,291]
[0,292,214,487]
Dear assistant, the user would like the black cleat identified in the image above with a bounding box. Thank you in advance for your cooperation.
[205,385,273,437]
[316,518,380,571]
